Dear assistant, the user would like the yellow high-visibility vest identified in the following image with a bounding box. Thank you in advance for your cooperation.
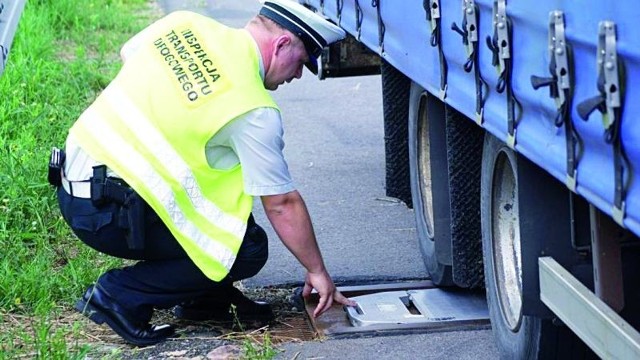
[71,11,278,281]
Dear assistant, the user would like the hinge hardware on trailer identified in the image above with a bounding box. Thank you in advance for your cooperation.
[371,0,385,54]
[577,21,630,226]
[451,0,487,125]
[486,0,521,149]
[355,0,363,40]
[425,0,448,100]
[530,11,581,192]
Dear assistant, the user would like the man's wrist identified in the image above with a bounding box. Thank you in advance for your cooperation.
[307,266,327,275]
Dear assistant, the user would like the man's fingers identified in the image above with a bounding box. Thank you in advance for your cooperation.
[334,291,357,307]
[321,296,334,316]
[314,295,328,318]
[302,282,312,298]
[314,295,333,317]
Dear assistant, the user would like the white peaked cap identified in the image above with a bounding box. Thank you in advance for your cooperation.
[259,0,346,74]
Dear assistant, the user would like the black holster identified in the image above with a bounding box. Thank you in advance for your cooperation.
[91,165,145,250]
[121,192,146,250]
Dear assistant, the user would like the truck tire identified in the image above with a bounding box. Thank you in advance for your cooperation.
[381,60,412,208]
[481,133,596,359]
[408,82,453,286]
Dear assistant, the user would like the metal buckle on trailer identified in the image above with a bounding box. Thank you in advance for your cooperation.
[577,21,621,139]
[492,0,510,75]
[451,0,478,58]
[577,21,629,227]
[428,0,441,33]
[464,0,478,43]
[425,0,448,100]
[550,12,578,191]
[531,11,580,191]
[466,0,484,124]
[452,0,486,125]
[549,11,570,108]
[487,0,520,149]
[598,22,621,137]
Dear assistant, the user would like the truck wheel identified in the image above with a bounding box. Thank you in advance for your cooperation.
[481,133,533,357]
[408,82,453,286]
[481,133,594,359]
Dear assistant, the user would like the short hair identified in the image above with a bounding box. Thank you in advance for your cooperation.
[249,14,304,47]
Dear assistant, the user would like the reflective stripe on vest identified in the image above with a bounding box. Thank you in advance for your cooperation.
[74,86,242,272]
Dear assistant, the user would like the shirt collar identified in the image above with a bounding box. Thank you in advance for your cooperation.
[247,30,265,81]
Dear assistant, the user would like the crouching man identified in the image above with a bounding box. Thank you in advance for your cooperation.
[54,0,355,346]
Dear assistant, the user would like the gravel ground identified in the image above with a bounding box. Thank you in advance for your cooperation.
[76,285,310,359]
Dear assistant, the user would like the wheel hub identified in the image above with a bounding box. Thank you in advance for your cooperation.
[417,94,435,239]
[491,151,523,331]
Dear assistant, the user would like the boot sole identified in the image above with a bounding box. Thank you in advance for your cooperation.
[75,298,173,346]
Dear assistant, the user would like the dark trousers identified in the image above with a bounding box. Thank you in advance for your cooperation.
[57,187,268,323]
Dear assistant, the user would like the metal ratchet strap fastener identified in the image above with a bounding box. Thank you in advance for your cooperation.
[424,0,448,100]
[485,0,521,149]
[577,21,631,227]
[451,0,487,125]
[530,11,582,192]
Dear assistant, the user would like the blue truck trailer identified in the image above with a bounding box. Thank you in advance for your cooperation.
[299,0,640,358]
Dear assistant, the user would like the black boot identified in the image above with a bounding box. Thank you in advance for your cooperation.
[75,284,175,346]
[174,285,274,324]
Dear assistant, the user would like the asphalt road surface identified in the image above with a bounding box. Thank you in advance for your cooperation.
[156,1,500,358]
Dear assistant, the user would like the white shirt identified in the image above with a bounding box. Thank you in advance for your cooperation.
[64,33,294,197]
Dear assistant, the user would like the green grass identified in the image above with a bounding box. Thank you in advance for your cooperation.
[0,0,158,357]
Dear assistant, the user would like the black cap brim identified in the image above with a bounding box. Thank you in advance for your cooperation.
[305,55,318,75]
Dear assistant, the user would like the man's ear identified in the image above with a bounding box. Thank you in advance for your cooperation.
[273,34,292,55]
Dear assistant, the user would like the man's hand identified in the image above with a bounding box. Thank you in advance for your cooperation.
[302,269,356,318]
[262,192,356,317]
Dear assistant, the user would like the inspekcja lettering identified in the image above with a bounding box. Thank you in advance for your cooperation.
[153,28,222,102]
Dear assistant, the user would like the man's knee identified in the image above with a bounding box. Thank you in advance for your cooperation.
[245,222,269,270]
[230,222,268,280]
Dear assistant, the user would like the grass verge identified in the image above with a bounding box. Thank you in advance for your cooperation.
[0,0,159,357]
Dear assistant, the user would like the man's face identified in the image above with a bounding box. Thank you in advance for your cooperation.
[264,34,308,90]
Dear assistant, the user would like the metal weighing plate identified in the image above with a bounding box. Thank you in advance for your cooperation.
[303,281,491,338]
[346,289,489,327]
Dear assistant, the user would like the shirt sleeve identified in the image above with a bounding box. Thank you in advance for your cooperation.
[211,107,295,196]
